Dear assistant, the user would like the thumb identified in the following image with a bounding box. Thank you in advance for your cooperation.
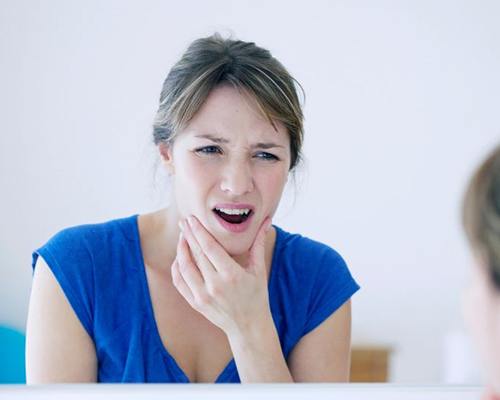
[248,217,271,273]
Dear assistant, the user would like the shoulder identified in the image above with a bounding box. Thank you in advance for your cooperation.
[37,215,137,258]
[271,226,360,343]
[32,214,139,281]
[274,225,347,273]
[47,215,138,247]
[272,225,359,308]
[30,215,140,338]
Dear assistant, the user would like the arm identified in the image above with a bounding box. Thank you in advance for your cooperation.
[174,216,353,382]
[226,312,294,382]
[287,300,352,382]
[226,299,351,382]
[174,217,292,382]
[25,257,97,383]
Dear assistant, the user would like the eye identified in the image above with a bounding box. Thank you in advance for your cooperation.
[194,146,222,156]
[254,152,279,161]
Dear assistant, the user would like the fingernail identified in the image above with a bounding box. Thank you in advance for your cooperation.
[178,219,185,231]
[187,215,195,226]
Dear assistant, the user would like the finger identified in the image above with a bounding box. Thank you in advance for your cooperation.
[187,215,234,274]
[171,260,195,307]
[179,219,217,282]
[176,233,207,298]
[248,217,272,273]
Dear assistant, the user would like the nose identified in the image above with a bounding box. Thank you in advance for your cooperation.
[220,158,254,196]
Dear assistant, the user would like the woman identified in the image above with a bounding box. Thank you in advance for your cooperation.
[463,144,500,399]
[26,34,359,383]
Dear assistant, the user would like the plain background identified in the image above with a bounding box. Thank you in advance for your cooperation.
[1,0,499,383]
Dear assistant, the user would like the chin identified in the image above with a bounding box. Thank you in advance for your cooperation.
[203,213,258,256]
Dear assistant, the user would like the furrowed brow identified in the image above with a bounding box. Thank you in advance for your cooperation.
[251,142,285,150]
[195,134,229,144]
[194,134,284,150]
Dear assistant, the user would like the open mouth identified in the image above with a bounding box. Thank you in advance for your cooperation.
[213,207,253,224]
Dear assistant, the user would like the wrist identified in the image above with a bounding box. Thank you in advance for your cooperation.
[226,311,275,347]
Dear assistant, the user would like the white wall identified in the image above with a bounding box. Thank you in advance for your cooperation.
[1,0,499,383]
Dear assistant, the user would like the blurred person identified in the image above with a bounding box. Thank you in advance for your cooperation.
[463,144,500,399]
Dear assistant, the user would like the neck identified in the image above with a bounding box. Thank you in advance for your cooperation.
[232,252,251,268]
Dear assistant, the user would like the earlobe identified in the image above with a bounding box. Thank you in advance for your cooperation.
[159,143,175,175]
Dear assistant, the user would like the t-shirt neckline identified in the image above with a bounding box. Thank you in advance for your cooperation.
[129,214,283,383]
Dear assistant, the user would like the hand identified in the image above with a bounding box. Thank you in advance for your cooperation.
[171,215,273,337]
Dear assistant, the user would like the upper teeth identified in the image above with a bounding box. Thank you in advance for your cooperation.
[216,208,250,216]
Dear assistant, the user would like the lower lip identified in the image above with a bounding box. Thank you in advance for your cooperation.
[213,211,254,233]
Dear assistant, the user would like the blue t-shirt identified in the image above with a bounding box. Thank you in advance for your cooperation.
[32,215,360,383]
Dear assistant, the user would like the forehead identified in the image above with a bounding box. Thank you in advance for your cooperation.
[180,85,289,144]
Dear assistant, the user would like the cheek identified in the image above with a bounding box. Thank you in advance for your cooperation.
[463,281,489,337]
[463,286,485,342]
[256,168,288,208]
[184,157,218,182]
[463,281,500,372]
[173,157,217,208]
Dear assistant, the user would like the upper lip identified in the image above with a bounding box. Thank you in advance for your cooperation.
[213,203,255,212]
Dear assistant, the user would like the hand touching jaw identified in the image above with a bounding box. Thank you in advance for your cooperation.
[171,215,273,336]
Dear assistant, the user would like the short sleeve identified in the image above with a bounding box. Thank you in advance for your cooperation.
[302,248,360,336]
[32,227,96,339]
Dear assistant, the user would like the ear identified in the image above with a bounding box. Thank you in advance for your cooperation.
[159,142,175,175]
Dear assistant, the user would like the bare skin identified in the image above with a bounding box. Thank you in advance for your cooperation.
[26,86,352,383]
[138,208,277,382]
[463,257,500,397]
[26,207,351,383]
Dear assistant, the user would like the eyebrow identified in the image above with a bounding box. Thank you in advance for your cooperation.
[195,134,285,149]
[195,134,229,144]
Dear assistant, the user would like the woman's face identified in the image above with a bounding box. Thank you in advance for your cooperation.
[162,85,291,256]
[463,256,500,392]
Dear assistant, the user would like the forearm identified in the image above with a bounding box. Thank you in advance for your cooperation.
[227,314,294,383]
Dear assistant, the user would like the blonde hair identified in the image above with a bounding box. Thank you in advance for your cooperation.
[152,33,304,170]
[463,144,500,290]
